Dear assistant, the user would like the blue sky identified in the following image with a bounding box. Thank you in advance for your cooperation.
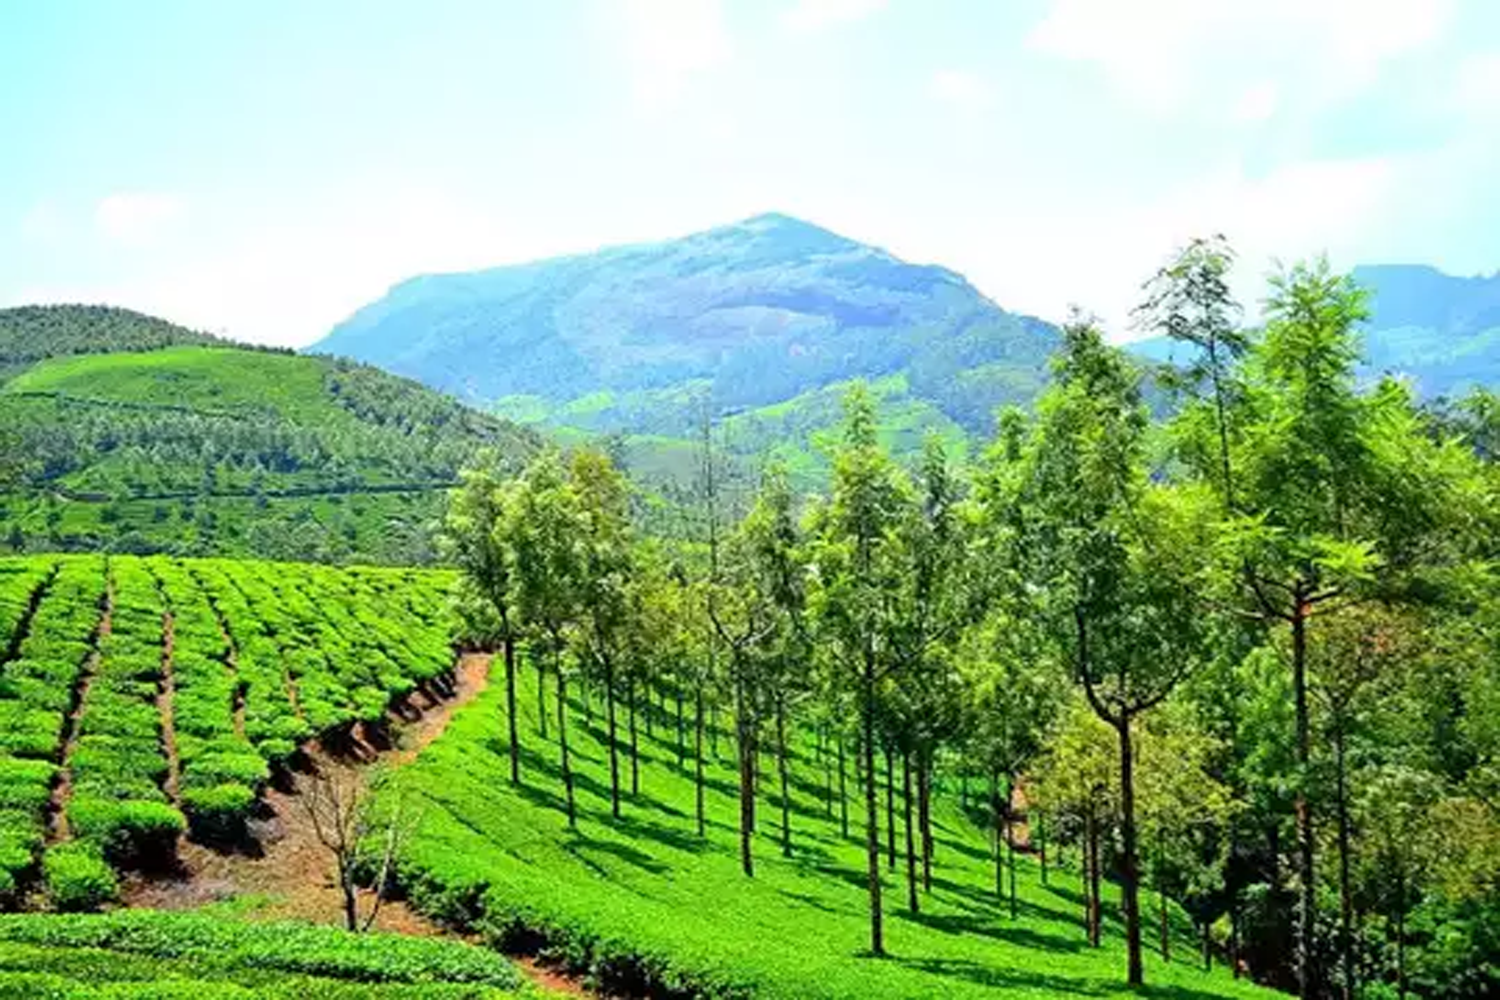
[3,0,1497,346]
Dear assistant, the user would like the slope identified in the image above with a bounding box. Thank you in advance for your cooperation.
[0,306,538,563]
[312,213,1058,453]
[384,660,1278,1000]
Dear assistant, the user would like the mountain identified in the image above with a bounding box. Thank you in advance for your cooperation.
[1130,263,1500,397]
[0,305,537,563]
[313,214,1059,479]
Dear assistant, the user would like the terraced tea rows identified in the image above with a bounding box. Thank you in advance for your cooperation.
[0,554,456,907]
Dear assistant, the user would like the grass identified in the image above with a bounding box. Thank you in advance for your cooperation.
[0,908,531,998]
[388,660,1282,999]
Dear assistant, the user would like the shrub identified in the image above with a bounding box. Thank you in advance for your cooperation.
[66,797,184,864]
[43,842,118,912]
[183,783,256,842]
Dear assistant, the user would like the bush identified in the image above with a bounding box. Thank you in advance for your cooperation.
[183,783,256,842]
[43,842,118,912]
[66,797,184,864]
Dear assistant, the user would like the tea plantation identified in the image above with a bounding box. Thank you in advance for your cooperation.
[0,554,456,908]
[0,908,530,998]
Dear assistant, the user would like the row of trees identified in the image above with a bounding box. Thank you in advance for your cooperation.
[446,246,1500,997]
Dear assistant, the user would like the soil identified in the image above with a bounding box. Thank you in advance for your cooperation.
[121,652,596,998]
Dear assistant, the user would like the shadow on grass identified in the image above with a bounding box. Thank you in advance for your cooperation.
[891,955,1238,1000]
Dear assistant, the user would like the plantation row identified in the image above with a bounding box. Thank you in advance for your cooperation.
[0,908,527,998]
[0,554,456,907]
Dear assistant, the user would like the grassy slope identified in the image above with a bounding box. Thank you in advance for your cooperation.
[392,661,1280,1000]
[0,908,529,998]
[0,344,534,563]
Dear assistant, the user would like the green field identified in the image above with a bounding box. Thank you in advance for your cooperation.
[0,554,455,905]
[0,909,529,998]
[388,661,1277,1000]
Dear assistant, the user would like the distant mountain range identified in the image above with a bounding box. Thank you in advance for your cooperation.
[314,217,1497,480]
[1130,264,1500,398]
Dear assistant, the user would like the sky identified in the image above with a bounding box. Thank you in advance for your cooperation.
[2,0,1498,347]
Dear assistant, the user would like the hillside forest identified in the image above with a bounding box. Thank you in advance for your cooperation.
[436,243,1500,998]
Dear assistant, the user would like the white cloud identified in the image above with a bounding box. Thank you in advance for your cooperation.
[618,0,732,113]
[95,192,185,247]
[1233,81,1278,123]
[1027,0,1453,118]
[8,187,544,348]
[929,70,992,110]
[780,0,886,34]
[1454,52,1500,114]
[935,155,1401,340]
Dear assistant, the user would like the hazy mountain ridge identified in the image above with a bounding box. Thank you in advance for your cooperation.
[312,213,1059,438]
[1130,264,1500,397]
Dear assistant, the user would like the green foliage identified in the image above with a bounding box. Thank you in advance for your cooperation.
[385,660,1275,1000]
[42,842,118,912]
[0,312,538,563]
[0,909,525,997]
[0,553,457,889]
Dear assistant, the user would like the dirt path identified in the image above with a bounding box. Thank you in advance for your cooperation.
[122,652,593,998]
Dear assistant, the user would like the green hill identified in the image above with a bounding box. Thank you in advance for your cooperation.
[384,660,1276,1000]
[0,306,537,564]
[312,214,1057,477]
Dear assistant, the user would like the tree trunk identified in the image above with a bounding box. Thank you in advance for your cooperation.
[503,635,519,785]
[821,727,833,818]
[838,735,849,838]
[694,686,706,838]
[1335,727,1355,1000]
[1396,870,1407,1000]
[1038,808,1048,886]
[711,702,719,757]
[992,773,1004,899]
[903,748,918,914]
[1006,774,1017,920]
[862,659,884,956]
[605,657,621,819]
[1087,799,1102,948]
[558,666,575,828]
[676,687,685,766]
[1082,807,1093,942]
[777,698,792,859]
[918,748,932,893]
[1202,916,1212,971]
[537,657,548,740]
[628,675,640,797]
[885,745,897,871]
[1292,603,1316,1000]
[339,860,359,931]
[1118,715,1144,986]
[737,676,754,877]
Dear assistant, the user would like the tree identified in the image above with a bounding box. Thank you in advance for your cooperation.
[508,449,584,827]
[1019,316,1210,985]
[442,452,522,785]
[809,383,912,956]
[571,447,635,820]
[300,764,418,933]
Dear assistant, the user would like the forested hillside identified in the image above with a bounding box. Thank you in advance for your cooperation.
[0,306,537,564]
[314,213,1057,480]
